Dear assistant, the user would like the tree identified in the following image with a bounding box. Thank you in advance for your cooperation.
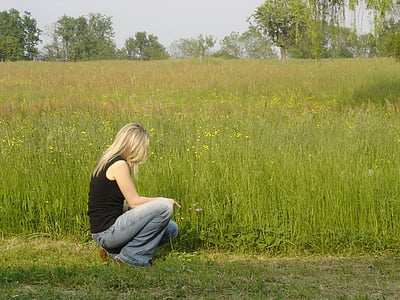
[43,13,116,61]
[170,34,216,59]
[216,32,243,59]
[86,13,116,59]
[122,32,169,60]
[0,35,23,61]
[355,33,377,57]
[123,37,137,60]
[0,9,41,61]
[216,30,276,59]
[327,26,356,58]
[285,26,321,58]
[378,17,400,58]
[241,30,278,59]
[377,4,400,58]
[250,0,310,62]
[57,16,89,61]
[22,11,42,59]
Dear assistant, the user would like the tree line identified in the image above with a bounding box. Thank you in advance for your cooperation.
[0,1,399,62]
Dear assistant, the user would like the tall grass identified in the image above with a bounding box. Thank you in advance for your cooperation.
[1,58,399,254]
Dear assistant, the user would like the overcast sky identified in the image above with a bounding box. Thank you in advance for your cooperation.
[0,0,267,48]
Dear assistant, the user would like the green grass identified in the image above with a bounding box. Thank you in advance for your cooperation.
[1,58,400,254]
[1,238,399,299]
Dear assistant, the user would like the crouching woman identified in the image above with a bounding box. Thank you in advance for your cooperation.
[88,123,180,267]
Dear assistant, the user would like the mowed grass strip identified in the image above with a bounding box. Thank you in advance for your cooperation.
[0,238,399,299]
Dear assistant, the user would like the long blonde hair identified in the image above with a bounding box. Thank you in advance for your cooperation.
[93,123,149,179]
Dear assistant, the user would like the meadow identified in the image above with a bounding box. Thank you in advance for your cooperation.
[1,58,400,255]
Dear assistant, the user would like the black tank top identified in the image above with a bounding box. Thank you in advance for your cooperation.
[87,156,125,233]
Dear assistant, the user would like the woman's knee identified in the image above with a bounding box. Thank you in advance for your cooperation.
[156,198,174,218]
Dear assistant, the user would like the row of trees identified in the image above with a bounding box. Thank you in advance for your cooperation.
[43,16,170,61]
[0,1,399,62]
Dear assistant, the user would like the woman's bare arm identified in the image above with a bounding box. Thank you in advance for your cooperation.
[107,160,180,208]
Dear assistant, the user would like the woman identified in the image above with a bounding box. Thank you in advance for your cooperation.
[88,123,180,267]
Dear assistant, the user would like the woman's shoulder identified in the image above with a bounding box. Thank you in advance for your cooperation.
[107,156,127,169]
[106,158,130,181]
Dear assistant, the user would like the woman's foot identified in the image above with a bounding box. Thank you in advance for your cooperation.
[99,249,123,266]
[99,248,108,261]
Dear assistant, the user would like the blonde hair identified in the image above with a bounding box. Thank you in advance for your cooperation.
[93,123,149,179]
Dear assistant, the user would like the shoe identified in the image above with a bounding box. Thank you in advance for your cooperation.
[99,248,123,266]
[99,248,108,261]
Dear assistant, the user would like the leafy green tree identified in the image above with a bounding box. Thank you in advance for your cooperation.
[22,11,42,59]
[43,15,89,61]
[0,9,41,60]
[44,13,116,61]
[242,30,278,59]
[123,37,138,60]
[354,33,377,57]
[58,16,88,61]
[378,17,400,58]
[324,26,356,58]
[0,35,23,61]
[376,4,400,58]
[216,32,243,59]
[250,0,310,62]
[86,13,116,59]
[170,34,216,59]
[122,32,169,60]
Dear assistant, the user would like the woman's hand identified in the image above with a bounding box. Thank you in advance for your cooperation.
[171,199,181,208]
[160,197,181,208]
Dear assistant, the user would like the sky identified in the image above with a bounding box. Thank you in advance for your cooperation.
[0,0,267,49]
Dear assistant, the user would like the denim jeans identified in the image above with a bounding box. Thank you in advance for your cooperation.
[92,198,178,267]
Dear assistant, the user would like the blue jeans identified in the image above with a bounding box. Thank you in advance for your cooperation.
[92,199,178,267]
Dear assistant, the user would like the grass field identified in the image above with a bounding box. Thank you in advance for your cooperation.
[1,58,400,255]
